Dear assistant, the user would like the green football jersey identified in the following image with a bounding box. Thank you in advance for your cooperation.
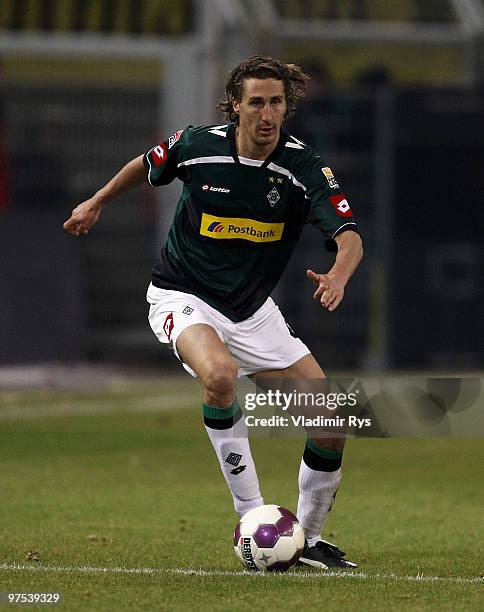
[143,123,358,322]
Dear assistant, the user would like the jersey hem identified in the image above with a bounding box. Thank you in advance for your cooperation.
[150,277,259,324]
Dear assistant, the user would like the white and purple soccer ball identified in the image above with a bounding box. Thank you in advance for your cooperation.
[233,504,305,572]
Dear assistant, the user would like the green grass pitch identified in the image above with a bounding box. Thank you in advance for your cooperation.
[0,379,482,611]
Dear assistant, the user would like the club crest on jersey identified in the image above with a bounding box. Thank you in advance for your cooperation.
[322,167,339,189]
[329,194,353,218]
[168,129,183,149]
[152,143,167,167]
[266,187,281,207]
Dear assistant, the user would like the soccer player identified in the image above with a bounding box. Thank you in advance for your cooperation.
[63,56,363,570]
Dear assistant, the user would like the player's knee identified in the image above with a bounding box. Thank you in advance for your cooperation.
[203,359,238,405]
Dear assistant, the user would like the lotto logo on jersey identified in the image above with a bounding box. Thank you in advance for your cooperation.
[168,129,184,149]
[329,195,352,218]
[152,143,167,167]
[200,213,284,243]
[202,184,231,193]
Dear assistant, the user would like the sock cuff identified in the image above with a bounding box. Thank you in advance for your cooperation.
[306,439,343,459]
[303,439,343,471]
[203,401,240,420]
[203,400,242,430]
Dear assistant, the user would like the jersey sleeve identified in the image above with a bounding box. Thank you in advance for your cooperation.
[298,153,359,252]
[143,127,190,186]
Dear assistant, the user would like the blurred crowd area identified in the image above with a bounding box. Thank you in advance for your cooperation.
[0,0,459,34]
[274,0,457,21]
[0,0,195,35]
[0,1,483,372]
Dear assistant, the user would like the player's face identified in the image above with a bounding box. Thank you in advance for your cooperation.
[233,78,286,151]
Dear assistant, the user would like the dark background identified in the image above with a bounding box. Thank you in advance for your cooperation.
[1,1,483,371]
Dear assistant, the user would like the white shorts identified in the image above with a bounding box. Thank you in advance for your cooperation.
[146,283,310,378]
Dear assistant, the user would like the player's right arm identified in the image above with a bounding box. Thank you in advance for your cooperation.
[63,127,188,236]
[63,155,146,236]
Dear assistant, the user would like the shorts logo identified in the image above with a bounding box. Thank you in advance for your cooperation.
[202,184,231,193]
[207,221,224,233]
[168,129,183,149]
[322,167,339,189]
[182,305,194,315]
[329,194,353,218]
[152,144,167,167]
[163,312,174,341]
[267,187,281,207]
[200,213,284,243]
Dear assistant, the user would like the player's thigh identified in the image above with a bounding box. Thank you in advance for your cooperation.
[176,323,238,386]
[228,298,311,376]
[249,353,327,403]
[250,353,325,380]
[250,355,345,449]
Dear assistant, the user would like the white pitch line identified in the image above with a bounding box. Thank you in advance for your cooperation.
[0,563,482,584]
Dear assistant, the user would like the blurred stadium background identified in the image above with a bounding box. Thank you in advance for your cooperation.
[0,0,483,377]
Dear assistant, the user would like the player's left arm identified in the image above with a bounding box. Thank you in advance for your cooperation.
[307,231,363,311]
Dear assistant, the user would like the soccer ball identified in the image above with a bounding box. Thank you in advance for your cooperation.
[233,504,305,572]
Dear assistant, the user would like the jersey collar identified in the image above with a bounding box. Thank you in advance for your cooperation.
[227,123,288,168]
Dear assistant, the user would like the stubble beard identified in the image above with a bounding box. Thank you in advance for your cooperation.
[253,129,277,148]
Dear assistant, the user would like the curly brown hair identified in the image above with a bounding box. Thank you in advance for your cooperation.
[217,55,309,124]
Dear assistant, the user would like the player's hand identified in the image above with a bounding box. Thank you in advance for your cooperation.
[307,269,345,311]
[63,199,102,236]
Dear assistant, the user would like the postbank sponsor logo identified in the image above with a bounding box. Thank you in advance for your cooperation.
[200,213,284,243]
[207,221,224,233]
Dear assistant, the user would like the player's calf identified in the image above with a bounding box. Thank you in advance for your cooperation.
[203,399,264,516]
